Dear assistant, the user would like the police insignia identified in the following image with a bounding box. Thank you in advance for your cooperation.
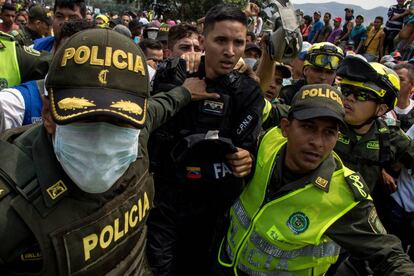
[338,133,350,145]
[46,180,67,200]
[202,100,224,115]
[366,141,380,149]
[345,172,369,201]
[368,208,387,234]
[287,212,309,235]
[315,176,328,189]
[0,78,8,89]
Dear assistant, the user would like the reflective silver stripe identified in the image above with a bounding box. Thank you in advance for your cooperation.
[250,232,341,259]
[238,263,295,276]
[232,199,251,228]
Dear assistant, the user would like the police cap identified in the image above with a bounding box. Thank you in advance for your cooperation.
[289,84,345,125]
[46,28,149,128]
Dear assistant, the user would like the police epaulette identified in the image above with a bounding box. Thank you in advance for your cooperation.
[344,171,371,202]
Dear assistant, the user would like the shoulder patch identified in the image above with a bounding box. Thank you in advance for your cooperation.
[345,172,370,201]
[383,117,398,127]
[23,45,41,57]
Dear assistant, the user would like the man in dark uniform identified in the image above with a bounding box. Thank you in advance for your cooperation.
[215,83,414,275]
[0,31,50,89]
[147,4,264,275]
[11,4,51,46]
[0,28,215,275]
[278,42,344,105]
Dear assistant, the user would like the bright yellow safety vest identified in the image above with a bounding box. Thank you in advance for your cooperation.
[0,32,21,88]
[218,127,370,276]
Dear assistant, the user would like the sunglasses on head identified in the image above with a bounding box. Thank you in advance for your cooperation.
[340,85,380,102]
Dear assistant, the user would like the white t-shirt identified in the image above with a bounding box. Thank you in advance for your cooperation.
[0,87,25,131]
[394,99,414,115]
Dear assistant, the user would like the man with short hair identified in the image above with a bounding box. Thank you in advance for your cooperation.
[316,12,332,43]
[308,11,323,43]
[264,62,291,101]
[0,3,18,33]
[166,23,200,58]
[33,0,86,52]
[363,16,385,62]
[139,38,163,70]
[350,15,368,54]
[11,4,51,46]
[147,4,264,275]
[393,63,414,131]
[121,12,131,27]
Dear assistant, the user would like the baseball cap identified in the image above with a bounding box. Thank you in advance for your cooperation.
[298,41,312,60]
[28,4,52,25]
[334,17,342,23]
[46,29,149,128]
[314,11,321,16]
[344,8,354,12]
[289,84,345,125]
[245,42,262,56]
[157,23,170,41]
[275,62,291,79]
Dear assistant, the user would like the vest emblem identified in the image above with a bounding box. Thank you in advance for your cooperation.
[286,212,309,235]
[46,180,67,200]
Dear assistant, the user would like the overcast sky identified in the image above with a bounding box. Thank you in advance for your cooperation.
[291,0,396,10]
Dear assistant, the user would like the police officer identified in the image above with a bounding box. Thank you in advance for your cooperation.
[147,4,264,275]
[10,5,51,46]
[215,83,414,275]
[279,42,344,105]
[0,28,214,275]
[0,31,50,89]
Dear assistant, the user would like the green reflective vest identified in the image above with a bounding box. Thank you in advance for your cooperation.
[219,127,367,276]
[0,32,21,88]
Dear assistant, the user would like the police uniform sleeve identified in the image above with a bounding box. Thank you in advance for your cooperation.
[16,45,50,83]
[325,200,414,275]
[146,86,191,132]
[232,77,265,153]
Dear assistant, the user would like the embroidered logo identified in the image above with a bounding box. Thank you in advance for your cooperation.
[58,97,96,110]
[46,180,67,200]
[98,69,109,85]
[110,100,143,115]
[287,212,309,235]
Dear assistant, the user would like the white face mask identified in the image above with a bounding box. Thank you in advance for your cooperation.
[53,122,140,194]
[244,58,257,68]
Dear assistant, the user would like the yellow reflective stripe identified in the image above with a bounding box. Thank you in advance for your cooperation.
[262,99,272,123]
[249,231,341,259]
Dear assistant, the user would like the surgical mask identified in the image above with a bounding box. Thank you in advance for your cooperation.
[244,58,257,68]
[134,36,140,44]
[53,122,140,194]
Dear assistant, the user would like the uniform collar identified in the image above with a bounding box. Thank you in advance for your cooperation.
[309,153,337,192]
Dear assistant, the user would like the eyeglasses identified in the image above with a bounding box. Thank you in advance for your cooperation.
[340,85,380,102]
[307,53,342,70]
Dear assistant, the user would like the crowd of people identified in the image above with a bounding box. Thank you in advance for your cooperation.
[2,0,414,275]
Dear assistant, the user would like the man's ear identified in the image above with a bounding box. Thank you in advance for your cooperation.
[376,103,389,117]
[199,35,205,49]
[280,117,290,137]
[41,96,56,135]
